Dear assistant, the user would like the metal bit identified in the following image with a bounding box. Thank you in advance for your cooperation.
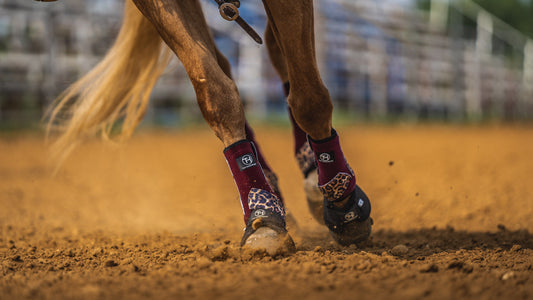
[214,0,263,44]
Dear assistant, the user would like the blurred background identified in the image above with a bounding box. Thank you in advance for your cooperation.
[1,0,532,129]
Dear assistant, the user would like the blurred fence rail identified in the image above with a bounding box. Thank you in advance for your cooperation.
[318,0,533,121]
[0,0,532,129]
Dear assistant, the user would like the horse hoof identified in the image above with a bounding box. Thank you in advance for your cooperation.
[241,209,296,256]
[329,217,373,246]
[243,227,296,256]
[323,185,373,246]
[303,169,325,224]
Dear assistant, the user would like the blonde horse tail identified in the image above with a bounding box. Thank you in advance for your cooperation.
[46,0,172,165]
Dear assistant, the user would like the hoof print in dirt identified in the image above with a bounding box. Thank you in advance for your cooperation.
[241,209,296,256]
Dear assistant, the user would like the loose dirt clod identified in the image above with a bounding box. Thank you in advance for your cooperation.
[104,260,118,267]
[11,255,23,262]
[447,260,474,273]
[501,271,516,281]
[390,244,409,256]
[314,246,324,253]
[420,264,439,273]
[195,257,213,269]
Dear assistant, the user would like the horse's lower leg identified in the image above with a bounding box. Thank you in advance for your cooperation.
[262,0,348,195]
[265,24,315,177]
[262,1,332,140]
[214,41,285,205]
[262,0,371,244]
[131,0,293,251]
[266,22,322,224]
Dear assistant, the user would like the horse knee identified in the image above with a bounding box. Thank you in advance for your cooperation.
[187,58,245,143]
[288,84,333,135]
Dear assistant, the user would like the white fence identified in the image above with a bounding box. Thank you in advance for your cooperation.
[0,0,531,128]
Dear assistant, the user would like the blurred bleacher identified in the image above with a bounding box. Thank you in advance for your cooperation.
[0,0,532,129]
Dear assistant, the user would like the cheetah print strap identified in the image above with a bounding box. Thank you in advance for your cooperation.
[318,172,353,202]
[248,188,285,217]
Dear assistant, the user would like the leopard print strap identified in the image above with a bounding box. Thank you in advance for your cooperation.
[318,172,353,202]
[248,188,285,217]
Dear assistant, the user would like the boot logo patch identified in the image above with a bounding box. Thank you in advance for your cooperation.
[345,211,357,222]
[318,152,335,163]
[237,153,256,170]
[254,209,266,217]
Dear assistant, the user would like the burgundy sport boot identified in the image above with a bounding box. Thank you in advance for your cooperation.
[308,129,373,246]
[224,140,295,255]
[285,83,372,245]
[245,122,298,231]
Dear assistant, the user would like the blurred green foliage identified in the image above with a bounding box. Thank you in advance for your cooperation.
[416,0,533,38]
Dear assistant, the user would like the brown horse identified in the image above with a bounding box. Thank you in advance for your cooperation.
[46,0,372,254]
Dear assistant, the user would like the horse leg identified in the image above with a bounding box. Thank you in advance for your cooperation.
[130,0,294,253]
[262,0,372,245]
[265,23,324,224]
[215,43,297,230]
[213,46,280,200]
[265,24,311,175]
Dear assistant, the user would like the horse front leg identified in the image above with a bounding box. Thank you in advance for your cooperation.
[262,0,372,245]
[261,1,332,140]
[130,0,294,254]
[215,35,296,230]
[132,0,244,147]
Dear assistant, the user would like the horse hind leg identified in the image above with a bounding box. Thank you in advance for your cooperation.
[131,0,294,254]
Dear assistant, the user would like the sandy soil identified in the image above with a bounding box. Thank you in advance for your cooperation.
[1,125,532,299]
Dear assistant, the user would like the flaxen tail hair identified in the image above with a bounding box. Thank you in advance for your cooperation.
[46,0,172,166]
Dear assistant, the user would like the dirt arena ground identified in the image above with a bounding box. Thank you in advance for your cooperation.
[1,125,532,299]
